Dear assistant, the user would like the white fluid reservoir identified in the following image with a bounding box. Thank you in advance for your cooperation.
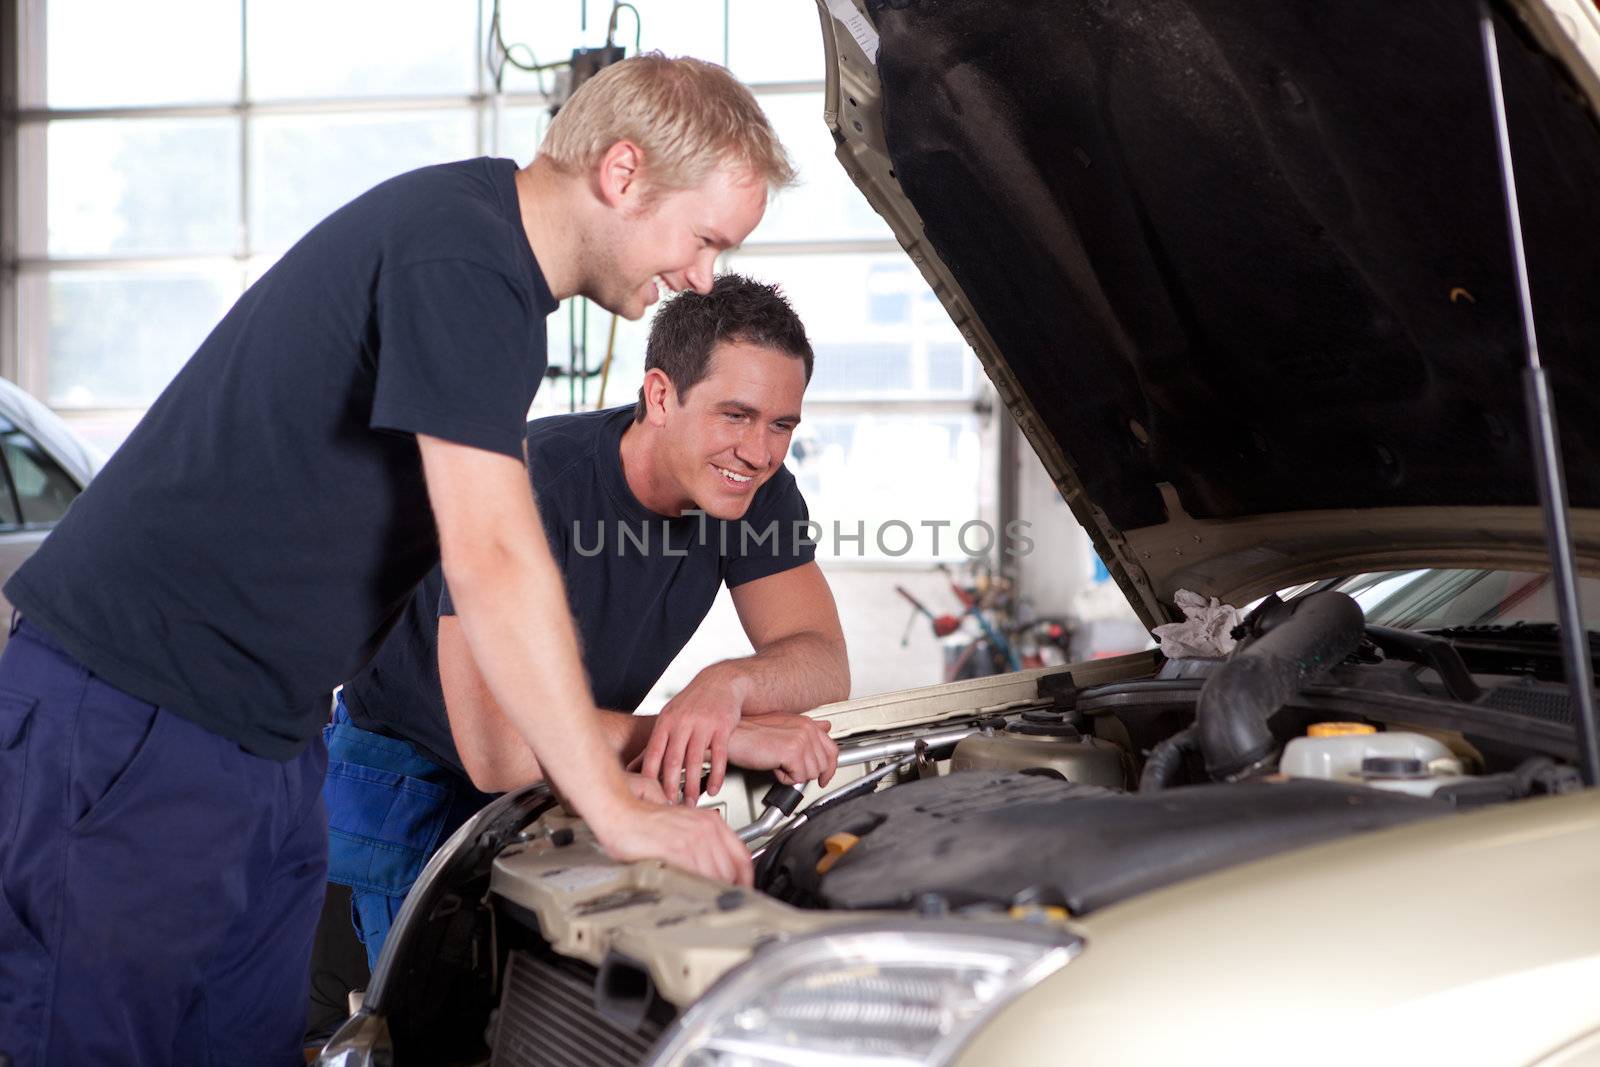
[1281,731,1464,781]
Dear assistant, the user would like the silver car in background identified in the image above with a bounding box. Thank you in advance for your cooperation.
[0,376,104,642]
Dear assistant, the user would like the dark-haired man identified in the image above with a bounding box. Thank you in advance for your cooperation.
[325,274,848,968]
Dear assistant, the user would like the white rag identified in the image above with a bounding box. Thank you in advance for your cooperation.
[1151,589,1243,659]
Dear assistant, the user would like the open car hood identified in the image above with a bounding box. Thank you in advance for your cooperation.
[816,0,1600,626]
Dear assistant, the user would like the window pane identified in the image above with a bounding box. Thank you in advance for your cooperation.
[248,0,477,100]
[722,253,975,399]
[729,0,826,84]
[790,413,984,561]
[40,270,242,409]
[748,93,892,243]
[250,111,477,251]
[491,104,552,166]
[47,119,240,258]
[490,0,725,95]
[44,0,240,108]
[629,0,726,65]
[0,428,81,524]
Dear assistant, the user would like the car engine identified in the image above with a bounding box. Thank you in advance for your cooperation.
[337,591,1587,1067]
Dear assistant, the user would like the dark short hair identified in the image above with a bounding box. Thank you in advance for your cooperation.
[634,273,813,421]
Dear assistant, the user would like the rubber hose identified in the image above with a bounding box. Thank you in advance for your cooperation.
[1139,724,1197,792]
[1197,590,1366,780]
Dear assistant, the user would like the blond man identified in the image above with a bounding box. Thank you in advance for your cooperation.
[0,54,788,1067]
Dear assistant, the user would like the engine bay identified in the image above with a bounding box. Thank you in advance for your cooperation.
[524,588,1584,938]
[753,690,1579,919]
[747,592,1584,917]
[353,593,1590,1066]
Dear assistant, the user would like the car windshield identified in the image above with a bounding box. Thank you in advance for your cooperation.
[1320,569,1600,632]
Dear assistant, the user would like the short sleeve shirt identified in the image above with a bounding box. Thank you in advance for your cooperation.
[341,406,817,776]
[6,158,556,759]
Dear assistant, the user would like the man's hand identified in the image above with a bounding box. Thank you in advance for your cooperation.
[558,770,667,812]
[588,797,754,886]
[623,772,669,805]
[640,667,745,806]
[727,714,838,788]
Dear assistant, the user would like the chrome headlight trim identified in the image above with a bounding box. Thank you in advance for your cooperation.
[313,1009,390,1067]
[643,919,1081,1067]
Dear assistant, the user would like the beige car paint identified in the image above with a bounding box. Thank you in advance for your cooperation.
[953,790,1600,1067]
[706,651,1155,831]
[1536,1029,1600,1067]
[809,649,1156,744]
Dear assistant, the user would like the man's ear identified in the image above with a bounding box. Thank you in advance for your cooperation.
[641,368,675,427]
[596,140,647,211]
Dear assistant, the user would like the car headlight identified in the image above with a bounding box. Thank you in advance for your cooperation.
[645,922,1080,1067]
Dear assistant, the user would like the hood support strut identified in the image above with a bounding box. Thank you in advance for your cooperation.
[1480,2,1600,786]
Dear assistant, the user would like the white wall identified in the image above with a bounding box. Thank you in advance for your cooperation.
[643,563,977,711]
[643,442,1151,712]
[1010,432,1149,659]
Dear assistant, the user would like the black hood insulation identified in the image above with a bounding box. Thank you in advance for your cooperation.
[868,0,1600,530]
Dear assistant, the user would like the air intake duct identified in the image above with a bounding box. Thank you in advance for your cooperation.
[1197,591,1366,780]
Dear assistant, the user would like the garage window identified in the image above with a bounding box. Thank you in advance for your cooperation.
[5,0,993,560]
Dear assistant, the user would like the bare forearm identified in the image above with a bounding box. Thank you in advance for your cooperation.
[439,606,654,793]
[423,443,630,824]
[451,698,653,793]
[715,631,850,714]
[642,631,847,804]
[449,566,624,804]
[644,564,847,806]
[421,439,753,885]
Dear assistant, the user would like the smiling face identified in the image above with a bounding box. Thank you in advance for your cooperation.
[590,160,769,321]
[645,339,808,520]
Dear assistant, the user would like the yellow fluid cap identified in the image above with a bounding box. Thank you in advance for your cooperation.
[816,832,860,876]
[1308,721,1377,737]
[1008,904,1071,923]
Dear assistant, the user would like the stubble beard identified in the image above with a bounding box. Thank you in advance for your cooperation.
[577,215,643,319]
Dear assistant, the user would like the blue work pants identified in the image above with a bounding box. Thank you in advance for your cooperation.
[0,619,328,1067]
[322,695,491,971]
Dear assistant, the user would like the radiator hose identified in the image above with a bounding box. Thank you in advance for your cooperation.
[1139,724,1196,792]
[1197,591,1366,780]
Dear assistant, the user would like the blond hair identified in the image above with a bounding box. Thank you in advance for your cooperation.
[540,53,796,194]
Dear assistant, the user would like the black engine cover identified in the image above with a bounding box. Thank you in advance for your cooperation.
[763,771,1452,915]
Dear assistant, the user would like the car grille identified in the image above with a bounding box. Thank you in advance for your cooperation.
[489,951,665,1067]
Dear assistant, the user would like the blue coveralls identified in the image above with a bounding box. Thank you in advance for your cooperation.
[322,693,493,970]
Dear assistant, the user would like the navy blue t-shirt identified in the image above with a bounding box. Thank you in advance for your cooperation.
[341,405,816,777]
[6,157,555,760]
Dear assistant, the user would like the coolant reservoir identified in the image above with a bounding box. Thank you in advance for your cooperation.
[950,712,1127,788]
[1281,730,1469,796]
